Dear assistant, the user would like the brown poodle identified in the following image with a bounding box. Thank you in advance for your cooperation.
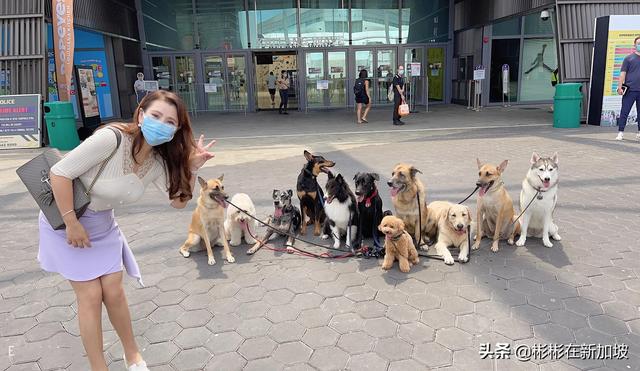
[378,215,419,273]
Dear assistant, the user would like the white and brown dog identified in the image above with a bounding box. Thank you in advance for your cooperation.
[224,193,257,247]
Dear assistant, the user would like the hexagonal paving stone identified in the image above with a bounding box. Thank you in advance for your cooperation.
[375,290,408,306]
[157,276,189,292]
[314,281,348,297]
[564,297,604,316]
[243,357,285,371]
[528,293,564,311]
[269,321,306,343]
[337,331,376,354]
[453,347,494,371]
[602,301,640,321]
[308,270,338,283]
[203,331,243,355]
[542,280,578,299]
[329,312,364,334]
[396,279,428,295]
[386,304,420,324]
[291,293,324,310]
[235,286,267,303]
[12,301,48,319]
[175,327,212,349]
[533,323,575,344]
[420,309,455,329]
[297,308,332,328]
[549,310,588,330]
[413,342,452,368]
[364,317,398,338]
[406,293,440,311]
[321,296,356,316]
[209,282,241,299]
[493,317,533,340]
[457,286,492,303]
[573,327,615,346]
[149,305,183,323]
[177,309,213,328]
[302,326,340,348]
[237,300,270,319]
[153,290,187,306]
[143,341,180,366]
[456,313,492,335]
[236,317,272,338]
[25,322,64,342]
[347,352,388,371]
[373,337,412,361]
[1,317,37,337]
[491,266,521,280]
[441,296,474,316]
[204,352,247,371]
[266,304,301,323]
[181,293,213,311]
[144,322,182,343]
[344,285,377,302]
[206,313,240,333]
[264,289,295,306]
[475,301,510,320]
[309,346,349,371]
[588,314,629,336]
[35,306,75,323]
[509,278,543,295]
[435,327,473,351]
[590,275,625,292]
[273,342,313,365]
[170,347,211,370]
[512,304,550,325]
[354,300,388,319]
[238,336,277,360]
[578,285,616,303]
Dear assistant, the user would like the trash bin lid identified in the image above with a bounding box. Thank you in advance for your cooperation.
[43,101,75,117]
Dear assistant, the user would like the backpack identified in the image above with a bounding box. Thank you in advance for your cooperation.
[353,78,365,97]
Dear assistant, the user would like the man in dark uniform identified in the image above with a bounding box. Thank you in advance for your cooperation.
[392,66,406,125]
[616,35,640,141]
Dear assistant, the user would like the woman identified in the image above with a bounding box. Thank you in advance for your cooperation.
[40,90,215,370]
[278,70,290,114]
[355,69,371,124]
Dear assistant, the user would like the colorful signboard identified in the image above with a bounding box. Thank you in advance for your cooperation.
[52,0,74,101]
[0,94,41,149]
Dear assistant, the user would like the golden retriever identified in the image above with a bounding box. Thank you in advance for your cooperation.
[429,201,472,265]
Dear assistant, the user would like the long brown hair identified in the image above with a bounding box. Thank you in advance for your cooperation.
[118,90,195,202]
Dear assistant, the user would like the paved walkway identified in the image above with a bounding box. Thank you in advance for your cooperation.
[1,105,639,370]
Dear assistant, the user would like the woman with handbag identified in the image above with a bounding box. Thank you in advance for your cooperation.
[38,90,215,370]
[392,66,407,126]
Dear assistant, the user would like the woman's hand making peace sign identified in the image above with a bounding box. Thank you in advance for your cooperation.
[189,135,216,172]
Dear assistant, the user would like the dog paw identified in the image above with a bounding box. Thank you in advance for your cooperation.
[286,246,295,254]
[246,248,256,255]
[472,242,481,251]
[490,243,499,252]
[321,234,329,240]
[543,239,553,248]
[245,238,257,245]
[552,234,562,241]
[515,237,526,247]
[507,238,515,245]
[400,265,411,273]
[229,240,241,247]
[443,256,455,265]
[458,254,468,263]
[333,242,341,249]
[226,255,236,263]
[381,264,392,270]
[207,257,216,265]
[418,245,429,252]
[179,249,190,258]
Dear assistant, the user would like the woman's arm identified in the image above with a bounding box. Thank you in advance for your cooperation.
[365,80,370,98]
[170,170,196,209]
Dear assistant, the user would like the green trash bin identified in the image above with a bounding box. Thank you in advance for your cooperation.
[553,83,583,128]
[44,101,80,150]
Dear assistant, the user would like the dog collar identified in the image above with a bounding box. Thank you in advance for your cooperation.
[386,232,404,242]
[303,167,316,177]
[363,188,378,207]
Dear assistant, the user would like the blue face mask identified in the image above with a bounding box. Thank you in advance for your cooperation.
[140,114,178,146]
[636,44,640,52]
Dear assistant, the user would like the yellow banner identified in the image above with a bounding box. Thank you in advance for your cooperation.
[52,0,74,102]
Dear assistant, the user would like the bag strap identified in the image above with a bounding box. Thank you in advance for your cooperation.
[85,127,122,195]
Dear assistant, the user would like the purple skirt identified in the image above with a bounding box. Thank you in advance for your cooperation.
[38,209,143,286]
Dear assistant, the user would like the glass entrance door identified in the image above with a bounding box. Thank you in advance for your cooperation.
[203,55,225,110]
[353,48,396,105]
[255,53,298,110]
[404,47,425,106]
[304,50,347,108]
[150,55,196,111]
[327,51,346,107]
[427,47,446,102]
[202,54,249,111]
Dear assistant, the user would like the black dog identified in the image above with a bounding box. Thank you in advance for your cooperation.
[247,189,301,255]
[296,150,335,236]
[354,172,385,255]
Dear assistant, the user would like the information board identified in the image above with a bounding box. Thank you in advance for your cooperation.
[0,94,41,149]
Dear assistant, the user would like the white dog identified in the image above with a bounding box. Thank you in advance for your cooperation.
[224,193,258,246]
[516,152,561,248]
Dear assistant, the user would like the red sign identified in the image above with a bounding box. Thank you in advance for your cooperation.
[483,36,489,44]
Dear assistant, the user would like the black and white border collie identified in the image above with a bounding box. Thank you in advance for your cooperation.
[321,173,360,251]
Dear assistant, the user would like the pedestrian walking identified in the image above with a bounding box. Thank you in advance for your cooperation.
[392,66,406,125]
[550,67,559,112]
[38,90,215,371]
[354,69,371,124]
[267,71,277,108]
[133,72,146,104]
[278,70,290,114]
[616,35,640,141]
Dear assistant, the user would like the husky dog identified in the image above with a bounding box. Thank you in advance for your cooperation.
[224,193,258,247]
[321,173,359,251]
[246,189,301,255]
[516,152,561,248]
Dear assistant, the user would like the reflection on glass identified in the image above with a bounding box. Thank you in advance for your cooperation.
[375,49,396,103]
[175,56,196,111]
[204,55,225,110]
[404,48,425,105]
[328,52,346,107]
[248,0,297,49]
[306,52,324,107]
[299,0,348,46]
[524,12,554,35]
[196,0,248,49]
[142,0,194,51]
[151,56,173,91]
[519,38,556,101]
[490,39,520,102]
[401,0,448,43]
[351,0,400,45]
[226,55,248,109]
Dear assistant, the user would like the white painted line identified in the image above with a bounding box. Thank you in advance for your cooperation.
[202,123,551,141]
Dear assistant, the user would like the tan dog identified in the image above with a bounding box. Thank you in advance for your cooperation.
[429,201,472,265]
[387,163,436,248]
[472,160,521,252]
[378,215,419,273]
[179,176,235,266]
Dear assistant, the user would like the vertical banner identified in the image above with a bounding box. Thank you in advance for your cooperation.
[52,0,74,101]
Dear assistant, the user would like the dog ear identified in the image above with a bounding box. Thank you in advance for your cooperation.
[497,160,508,173]
[273,189,279,198]
[530,152,541,165]
[197,176,207,189]
[217,174,224,182]
[327,171,335,179]
[397,217,405,231]
[465,206,472,222]
[287,189,293,197]
[551,152,559,165]
[476,158,483,169]
[336,174,344,183]
[304,150,313,161]
[371,173,380,181]
[409,166,422,178]
[353,172,360,181]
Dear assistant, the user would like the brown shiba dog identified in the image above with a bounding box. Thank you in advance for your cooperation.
[379,215,419,273]
[179,176,235,266]
[473,159,521,252]
[387,163,436,248]
[297,150,335,236]
[429,201,472,265]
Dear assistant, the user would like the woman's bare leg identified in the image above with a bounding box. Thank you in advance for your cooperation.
[362,102,372,121]
[100,272,143,365]
[356,103,362,123]
[70,279,108,371]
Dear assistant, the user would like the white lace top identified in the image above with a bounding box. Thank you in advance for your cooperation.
[50,127,169,211]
